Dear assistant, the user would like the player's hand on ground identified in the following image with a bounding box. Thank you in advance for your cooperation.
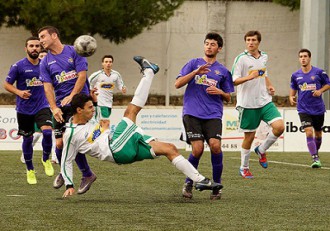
[312,90,322,97]
[289,96,296,105]
[63,188,75,198]
[61,95,73,107]
[19,90,31,99]
[52,107,64,123]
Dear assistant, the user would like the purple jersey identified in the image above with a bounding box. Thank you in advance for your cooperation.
[6,58,49,115]
[177,58,234,119]
[39,45,89,107]
[290,66,330,115]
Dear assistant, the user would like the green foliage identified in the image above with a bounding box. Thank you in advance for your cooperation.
[273,0,300,11]
[0,150,329,230]
[0,0,184,44]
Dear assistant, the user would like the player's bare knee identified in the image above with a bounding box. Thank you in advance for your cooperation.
[274,124,285,136]
[208,139,221,153]
[168,143,178,155]
[191,141,204,156]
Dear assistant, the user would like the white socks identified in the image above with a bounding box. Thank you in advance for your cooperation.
[131,68,154,107]
[259,130,277,153]
[240,148,251,169]
[32,133,42,146]
[171,155,205,182]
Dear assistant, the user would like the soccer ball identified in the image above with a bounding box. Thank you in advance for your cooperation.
[74,35,97,57]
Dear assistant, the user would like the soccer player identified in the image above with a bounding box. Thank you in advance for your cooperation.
[20,49,58,164]
[289,49,330,168]
[231,30,284,178]
[4,37,54,184]
[175,32,234,200]
[38,26,93,193]
[88,55,126,122]
[61,56,222,198]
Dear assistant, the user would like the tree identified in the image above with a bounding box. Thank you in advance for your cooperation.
[272,0,300,11]
[0,0,184,44]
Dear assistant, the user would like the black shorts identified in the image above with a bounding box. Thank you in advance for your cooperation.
[182,114,222,144]
[17,108,52,137]
[53,106,73,139]
[298,113,324,131]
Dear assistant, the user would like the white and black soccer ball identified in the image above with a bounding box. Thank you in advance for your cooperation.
[73,35,97,57]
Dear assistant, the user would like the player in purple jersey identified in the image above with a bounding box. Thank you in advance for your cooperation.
[38,26,93,194]
[175,32,234,200]
[289,48,330,168]
[4,37,54,184]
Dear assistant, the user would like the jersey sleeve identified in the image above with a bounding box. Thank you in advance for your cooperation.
[88,72,98,89]
[177,59,195,79]
[5,63,19,84]
[290,74,298,90]
[220,70,235,93]
[61,128,78,187]
[115,72,125,90]
[319,69,330,86]
[39,58,52,83]
[231,56,243,82]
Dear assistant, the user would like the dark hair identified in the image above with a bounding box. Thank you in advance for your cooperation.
[71,93,93,114]
[244,31,262,42]
[204,32,223,48]
[37,26,60,39]
[102,55,114,62]
[298,48,311,57]
[25,36,40,47]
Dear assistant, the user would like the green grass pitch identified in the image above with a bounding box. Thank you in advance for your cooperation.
[0,150,329,230]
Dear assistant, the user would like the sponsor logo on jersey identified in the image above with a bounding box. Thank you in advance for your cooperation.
[298,82,316,91]
[248,68,266,78]
[25,70,33,73]
[194,75,217,86]
[100,83,115,90]
[26,77,43,87]
[87,124,104,143]
[55,70,77,83]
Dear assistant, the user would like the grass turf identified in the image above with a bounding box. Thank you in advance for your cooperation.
[0,150,329,230]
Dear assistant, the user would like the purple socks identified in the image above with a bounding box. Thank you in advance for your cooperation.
[41,129,52,162]
[315,137,322,151]
[185,153,200,184]
[211,152,223,184]
[75,153,92,177]
[23,136,34,170]
[307,137,318,160]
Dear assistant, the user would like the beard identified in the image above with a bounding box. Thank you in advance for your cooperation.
[205,53,216,58]
[27,51,39,60]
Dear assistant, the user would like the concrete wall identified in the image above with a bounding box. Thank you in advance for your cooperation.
[0,1,314,98]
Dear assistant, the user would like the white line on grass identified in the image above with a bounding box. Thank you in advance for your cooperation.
[230,157,330,170]
[6,195,26,197]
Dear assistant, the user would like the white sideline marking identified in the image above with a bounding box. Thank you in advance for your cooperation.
[230,157,330,170]
[6,195,26,197]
